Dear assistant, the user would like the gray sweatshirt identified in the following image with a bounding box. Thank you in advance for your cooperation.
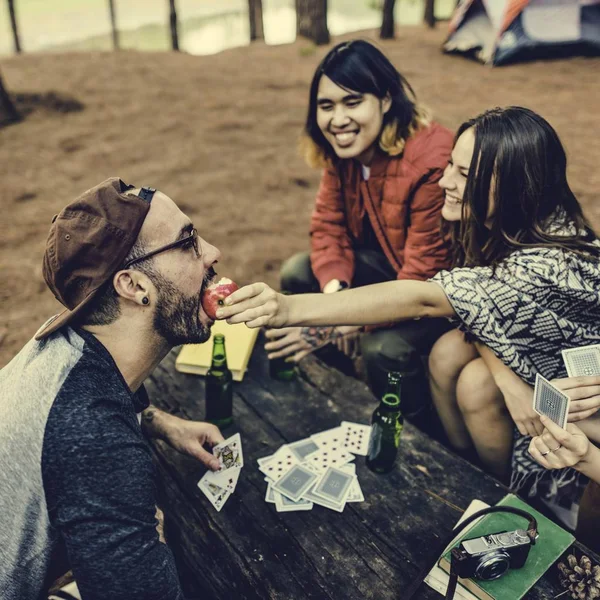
[0,326,184,600]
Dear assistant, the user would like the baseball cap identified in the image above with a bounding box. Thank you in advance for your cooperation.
[35,177,154,340]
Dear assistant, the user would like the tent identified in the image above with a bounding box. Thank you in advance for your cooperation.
[444,0,600,65]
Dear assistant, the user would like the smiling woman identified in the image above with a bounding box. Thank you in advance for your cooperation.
[269,39,454,431]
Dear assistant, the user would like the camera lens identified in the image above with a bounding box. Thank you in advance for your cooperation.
[475,551,511,581]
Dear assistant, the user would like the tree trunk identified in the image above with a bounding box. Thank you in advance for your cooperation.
[380,0,396,39]
[424,0,436,28]
[7,0,22,53]
[108,0,119,49]
[248,0,264,41]
[295,0,329,46]
[169,0,180,51]
[0,70,20,125]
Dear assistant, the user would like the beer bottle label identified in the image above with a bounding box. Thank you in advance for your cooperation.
[367,422,383,459]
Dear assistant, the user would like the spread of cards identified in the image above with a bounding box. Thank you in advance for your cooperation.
[532,343,600,429]
[258,421,371,513]
[198,433,244,512]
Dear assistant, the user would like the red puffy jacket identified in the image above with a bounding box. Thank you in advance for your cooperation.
[310,121,453,288]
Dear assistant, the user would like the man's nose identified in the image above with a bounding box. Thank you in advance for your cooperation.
[201,239,221,266]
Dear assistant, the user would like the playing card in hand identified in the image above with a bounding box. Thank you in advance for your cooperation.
[213,433,243,471]
[197,477,230,512]
[562,345,600,377]
[532,373,571,429]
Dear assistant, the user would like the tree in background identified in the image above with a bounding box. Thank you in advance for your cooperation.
[295,0,329,46]
[169,0,179,51]
[248,0,264,41]
[0,70,20,126]
[424,0,436,28]
[108,0,119,49]
[7,0,22,53]
[380,0,396,39]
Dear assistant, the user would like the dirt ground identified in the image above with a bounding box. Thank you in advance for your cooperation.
[1,26,599,367]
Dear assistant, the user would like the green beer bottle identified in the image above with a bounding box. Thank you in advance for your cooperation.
[205,333,233,428]
[366,371,403,474]
[268,292,296,381]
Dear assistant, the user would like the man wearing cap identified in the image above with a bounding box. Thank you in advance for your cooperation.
[0,178,225,600]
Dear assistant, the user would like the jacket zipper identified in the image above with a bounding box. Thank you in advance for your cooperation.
[363,180,402,273]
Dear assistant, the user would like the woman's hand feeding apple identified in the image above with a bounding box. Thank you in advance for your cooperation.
[217,282,290,328]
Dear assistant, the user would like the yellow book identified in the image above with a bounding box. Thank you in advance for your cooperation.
[175,321,259,382]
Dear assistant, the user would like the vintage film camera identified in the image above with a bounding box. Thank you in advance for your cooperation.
[451,527,536,581]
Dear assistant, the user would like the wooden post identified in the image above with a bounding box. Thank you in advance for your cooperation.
[248,0,264,41]
[424,0,436,28]
[108,0,119,49]
[0,70,21,125]
[380,0,396,39]
[295,0,329,46]
[7,0,22,54]
[169,0,180,51]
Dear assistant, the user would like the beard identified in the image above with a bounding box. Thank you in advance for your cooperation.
[151,268,215,346]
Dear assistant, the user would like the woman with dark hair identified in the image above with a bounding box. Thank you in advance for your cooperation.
[220,106,600,525]
[269,40,454,424]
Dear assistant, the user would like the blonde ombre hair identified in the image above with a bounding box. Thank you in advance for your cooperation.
[301,40,433,169]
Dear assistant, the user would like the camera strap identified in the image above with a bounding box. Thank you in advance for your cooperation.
[403,505,537,600]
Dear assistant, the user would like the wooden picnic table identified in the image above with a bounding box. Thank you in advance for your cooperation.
[145,336,597,599]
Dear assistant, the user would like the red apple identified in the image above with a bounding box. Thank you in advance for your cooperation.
[201,277,239,320]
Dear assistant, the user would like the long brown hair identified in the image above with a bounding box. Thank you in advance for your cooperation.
[445,106,598,268]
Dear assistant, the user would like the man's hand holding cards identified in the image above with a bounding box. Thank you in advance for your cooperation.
[198,433,244,512]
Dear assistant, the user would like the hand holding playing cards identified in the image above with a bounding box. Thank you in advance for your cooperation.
[550,376,600,422]
[497,370,543,437]
[529,416,590,471]
[165,419,224,471]
[217,282,289,328]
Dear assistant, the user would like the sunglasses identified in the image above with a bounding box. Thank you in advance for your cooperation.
[122,228,201,269]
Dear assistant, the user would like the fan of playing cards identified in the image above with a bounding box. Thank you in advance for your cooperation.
[258,421,371,513]
[198,433,244,512]
[531,344,600,430]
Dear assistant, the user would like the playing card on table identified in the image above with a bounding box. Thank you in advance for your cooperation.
[258,445,300,481]
[562,345,600,377]
[213,433,243,471]
[303,448,354,473]
[273,464,319,502]
[302,485,346,513]
[340,421,372,456]
[197,477,230,512]
[311,466,355,506]
[340,463,364,503]
[533,373,571,429]
[310,426,344,451]
[287,437,321,461]
[274,491,314,512]
[265,482,276,504]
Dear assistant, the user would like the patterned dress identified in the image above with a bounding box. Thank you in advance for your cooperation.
[431,242,600,526]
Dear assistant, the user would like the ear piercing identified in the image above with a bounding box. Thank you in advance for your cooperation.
[142,296,149,305]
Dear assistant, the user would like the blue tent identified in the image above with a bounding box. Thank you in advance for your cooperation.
[444,0,600,65]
